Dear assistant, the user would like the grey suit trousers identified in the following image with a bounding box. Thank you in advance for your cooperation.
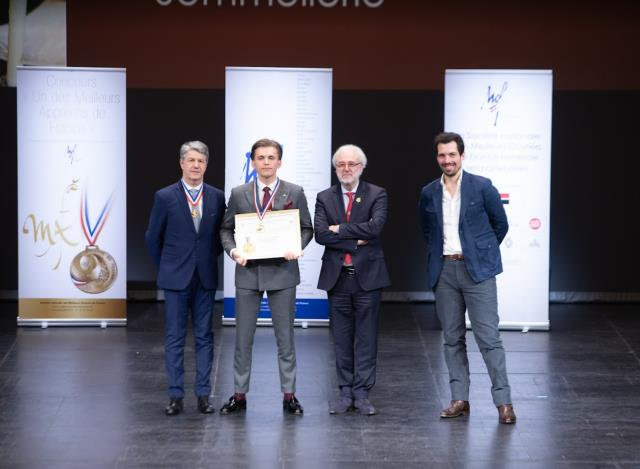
[234,287,297,394]
[434,259,512,406]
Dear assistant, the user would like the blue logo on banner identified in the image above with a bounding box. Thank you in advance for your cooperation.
[480,81,508,127]
[224,297,329,320]
[242,151,256,183]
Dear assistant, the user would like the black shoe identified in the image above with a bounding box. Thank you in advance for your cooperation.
[283,396,304,415]
[220,395,247,414]
[197,396,215,414]
[329,395,354,414]
[353,397,376,416]
[165,397,183,416]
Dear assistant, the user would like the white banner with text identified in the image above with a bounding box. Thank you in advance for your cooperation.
[445,69,552,330]
[224,66,332,324]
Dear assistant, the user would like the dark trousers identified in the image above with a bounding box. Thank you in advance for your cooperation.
[163,272,214,398]
[328,269,382,399]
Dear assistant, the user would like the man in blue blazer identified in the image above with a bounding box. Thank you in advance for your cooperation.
[419,132,516,424]
[145,141,226,416]
[315,144,390,415]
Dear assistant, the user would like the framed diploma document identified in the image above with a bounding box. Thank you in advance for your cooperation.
[234,209,302,260]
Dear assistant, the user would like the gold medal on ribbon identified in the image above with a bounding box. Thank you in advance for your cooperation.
[184,183,203,220]
[253,179,280,232]
[70,245,118,294]
[71,189,118,294]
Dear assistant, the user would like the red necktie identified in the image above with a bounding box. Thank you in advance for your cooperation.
[263,186,271,210]
[344,192,354,265]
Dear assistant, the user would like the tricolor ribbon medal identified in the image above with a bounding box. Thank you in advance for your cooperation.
[253,178,280,232]
[182,182,203,218]
[70,189,118,294]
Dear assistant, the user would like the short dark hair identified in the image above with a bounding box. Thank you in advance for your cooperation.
[434,132,465,155]
[250,138,283,160]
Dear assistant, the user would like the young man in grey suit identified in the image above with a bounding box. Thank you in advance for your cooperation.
[419,132,516,424]
[219,138,314,415]
[314,144,390,415]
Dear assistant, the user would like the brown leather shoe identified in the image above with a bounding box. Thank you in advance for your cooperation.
[440,400,470,418]
[497,404,516,424]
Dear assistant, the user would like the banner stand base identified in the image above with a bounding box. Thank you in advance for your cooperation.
[466,320,550,332]
[222,317,328,328]
[17,318,127,328]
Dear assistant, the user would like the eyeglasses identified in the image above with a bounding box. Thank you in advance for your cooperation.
[335,162,362,169]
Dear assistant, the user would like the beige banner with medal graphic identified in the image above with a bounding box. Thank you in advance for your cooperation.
[17,67,127,326]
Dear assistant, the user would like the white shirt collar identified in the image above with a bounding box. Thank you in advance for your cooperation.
[182,179,203,191]
[257,177,278,192]
[439,169,463,190]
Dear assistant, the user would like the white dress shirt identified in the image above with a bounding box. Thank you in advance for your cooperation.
[341,182,359,210]
[257,178,278,207]
[441,171,463,255]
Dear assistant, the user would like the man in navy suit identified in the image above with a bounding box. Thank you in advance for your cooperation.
[419,132,516,424]
[145,141,226,416]
[315,144,390,415]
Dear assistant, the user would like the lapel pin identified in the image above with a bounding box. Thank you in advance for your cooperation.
[356,197,362,203]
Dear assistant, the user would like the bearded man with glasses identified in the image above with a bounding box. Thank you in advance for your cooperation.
[314,144,390,416]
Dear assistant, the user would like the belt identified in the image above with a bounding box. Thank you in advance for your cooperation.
[341,265,356,275]
[443,254,465,261]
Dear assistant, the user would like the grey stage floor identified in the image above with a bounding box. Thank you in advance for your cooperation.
[0,301,639,468]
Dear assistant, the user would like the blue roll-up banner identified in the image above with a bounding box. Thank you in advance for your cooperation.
[224,67,332,326]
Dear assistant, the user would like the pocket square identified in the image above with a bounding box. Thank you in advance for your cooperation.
[283,200,294,210]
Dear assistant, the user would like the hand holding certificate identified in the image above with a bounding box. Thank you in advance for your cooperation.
[234,209,302,260]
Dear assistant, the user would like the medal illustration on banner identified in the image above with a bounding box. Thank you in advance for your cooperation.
[70,189,117,293]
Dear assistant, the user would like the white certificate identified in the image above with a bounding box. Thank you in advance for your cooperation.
[234,209,302,260]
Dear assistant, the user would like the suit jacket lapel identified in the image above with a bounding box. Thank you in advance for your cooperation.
[349,181,366,221]
[273,180,288,211]
[434,182,444,231]
[333,184,346,221]
[174,181,196,233]
[459,173,470,223]
[241,182,255,212]
[198,185,211,235]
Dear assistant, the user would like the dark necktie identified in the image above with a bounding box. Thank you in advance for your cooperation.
[344,192,354,265]
[263,186,272,210]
